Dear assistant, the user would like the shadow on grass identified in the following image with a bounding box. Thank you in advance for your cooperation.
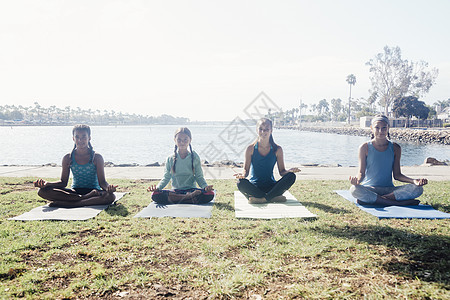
[301,201,352,214]
[214,202,234,211]
[427,202,450,213]
[106,203,130,217]
[315,224,450,285]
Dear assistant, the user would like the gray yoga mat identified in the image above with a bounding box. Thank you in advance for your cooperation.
[9,192,126,221]
[134,200,214,218]
[234,191,317,219]
[335,190,450,219]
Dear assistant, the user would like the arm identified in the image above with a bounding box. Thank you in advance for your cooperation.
[34,154,71,188]
[94,153,117,193]
[155,156,172,190]
[234,144,253,179]
[275,146,300,176]
[392,143,428,186]
[349,143,367,185]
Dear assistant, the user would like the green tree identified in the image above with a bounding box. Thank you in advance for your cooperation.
[393,96,430,127]
[366,46,438,116]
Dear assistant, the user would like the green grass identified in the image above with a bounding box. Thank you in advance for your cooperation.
[0,177,449,299]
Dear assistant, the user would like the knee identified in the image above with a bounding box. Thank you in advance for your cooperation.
[237,178,249,188]
[37,187,50,199]
[413,184,424,197]
[284,172,296,183]
[104,192,116,204]
[349,185,359,198]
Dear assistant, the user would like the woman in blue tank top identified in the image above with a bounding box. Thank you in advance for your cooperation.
[234,118,300,204]
[34,125,117,207]
[349,115,427,206]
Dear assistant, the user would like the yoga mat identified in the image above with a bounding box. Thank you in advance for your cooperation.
[9,192,126,221]
[134,200,214,218]
[234,191,316,219]
[335,190,450,219]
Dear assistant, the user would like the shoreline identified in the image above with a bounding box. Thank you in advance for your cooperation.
[1,164,449,181]
[277,126,450,145]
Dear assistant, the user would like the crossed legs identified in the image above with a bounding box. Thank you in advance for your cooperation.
[350,184,423,206]
[38,187,115,208]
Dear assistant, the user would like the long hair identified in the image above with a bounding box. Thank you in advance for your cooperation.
[172,127,195,175]
[254,118,279,150]
[70,124,94,164]
[370,114,391,139]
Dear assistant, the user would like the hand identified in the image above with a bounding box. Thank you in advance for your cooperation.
[287,167,301,173]
[204,185,214,192]
[34,179,47,188]
[234,173,246,179]
[147,185,159,192]
[106,184,118,194]
[414,178,428,186]
[349,176,360,186]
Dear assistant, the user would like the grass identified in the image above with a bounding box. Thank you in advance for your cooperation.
[0,177,449,299]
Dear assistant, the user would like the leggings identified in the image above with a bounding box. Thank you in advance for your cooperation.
[350,184,423,204]
[237,172,296,201]
[152,188,215,204]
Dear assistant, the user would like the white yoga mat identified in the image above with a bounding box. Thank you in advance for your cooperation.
[134,200,214,218]
[9,192,126,221]
[234,191,316,219]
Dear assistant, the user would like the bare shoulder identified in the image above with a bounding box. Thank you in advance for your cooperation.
[62,153,71,164]
[245,144,255,155]
[393,142,401,153]
[275,145,283,155]
[93,152,104,164]
[359,142,368,151]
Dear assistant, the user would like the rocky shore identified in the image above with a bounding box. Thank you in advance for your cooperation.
[280,126,450,145]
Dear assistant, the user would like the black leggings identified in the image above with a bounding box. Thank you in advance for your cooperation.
[237,172,296,201]
[152,188,214,205]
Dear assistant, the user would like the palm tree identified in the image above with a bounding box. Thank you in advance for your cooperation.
[346,74,356,124]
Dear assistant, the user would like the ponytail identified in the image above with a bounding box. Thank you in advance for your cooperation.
[189,144,195,176]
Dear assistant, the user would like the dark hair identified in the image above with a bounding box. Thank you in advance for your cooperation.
[172,127,195,175]
[370,114,390,139]
[70,124,94,164]
[255,118,279,150]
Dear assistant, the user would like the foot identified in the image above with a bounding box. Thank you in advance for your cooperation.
[81,190,100,199]
[270,195,287,203]
[181,190,202,203]
[248,197,267,204]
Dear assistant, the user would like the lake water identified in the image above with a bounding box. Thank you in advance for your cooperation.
[0,125,449,166]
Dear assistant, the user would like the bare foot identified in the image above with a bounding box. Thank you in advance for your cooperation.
[270,195,287,203]
[81,190,100,199]
[248,197,267,204]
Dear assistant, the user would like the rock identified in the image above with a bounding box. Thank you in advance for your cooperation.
[104,161,115,167]
[145,162,160,167]
[423,157,447,166]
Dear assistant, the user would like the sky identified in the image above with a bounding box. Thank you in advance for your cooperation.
[1,0,449,121]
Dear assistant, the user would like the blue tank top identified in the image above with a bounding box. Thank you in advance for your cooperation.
[70,151,101,190]
[249,143,277,187]
[360,141,394,187]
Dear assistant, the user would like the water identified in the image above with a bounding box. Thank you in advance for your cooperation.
[0,125,448,166]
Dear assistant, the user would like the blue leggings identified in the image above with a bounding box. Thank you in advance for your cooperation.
[350,184,423,204]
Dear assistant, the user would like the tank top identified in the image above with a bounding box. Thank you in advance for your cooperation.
[360,141,394,187]
[249,143,277,187]
[70,151,102,190]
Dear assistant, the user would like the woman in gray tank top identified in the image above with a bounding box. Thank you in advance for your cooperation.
[349,115,427,206]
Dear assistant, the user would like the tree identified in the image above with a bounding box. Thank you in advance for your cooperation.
[346,74,356,124]
[366,46,438,116]
[393,96,430,127]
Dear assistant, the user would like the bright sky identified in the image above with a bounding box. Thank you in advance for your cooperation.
[1,0,449,121]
